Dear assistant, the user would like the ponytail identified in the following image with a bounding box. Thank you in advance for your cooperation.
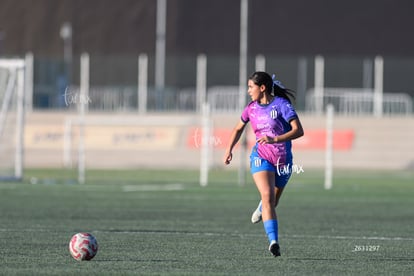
[271,74,296,104]
[249,71,296,104]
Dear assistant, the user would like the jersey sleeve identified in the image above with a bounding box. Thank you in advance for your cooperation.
[240,104,250,123]
[280,99,298,122]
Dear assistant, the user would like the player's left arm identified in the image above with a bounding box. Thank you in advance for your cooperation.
[274,117,304,143]
[257,117,304,144]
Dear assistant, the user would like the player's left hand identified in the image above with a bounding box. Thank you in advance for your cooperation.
[257,136,276,144]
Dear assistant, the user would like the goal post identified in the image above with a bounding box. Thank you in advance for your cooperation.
[0,59,26,181]
[324,104,334,190]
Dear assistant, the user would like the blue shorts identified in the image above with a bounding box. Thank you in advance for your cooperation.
[249,146,292,188]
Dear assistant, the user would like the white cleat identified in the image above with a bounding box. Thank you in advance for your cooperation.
[251,206,262,224]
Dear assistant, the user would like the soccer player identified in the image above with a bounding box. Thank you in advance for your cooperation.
[223,71,304,257]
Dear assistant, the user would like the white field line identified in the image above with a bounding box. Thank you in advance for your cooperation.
[107,231,414,241]
[122,183,184,192]
[6,183,186,192]
[0,228,412,241]
[285,234,414,241]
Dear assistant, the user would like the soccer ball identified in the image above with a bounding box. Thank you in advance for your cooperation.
[69,232,98,261]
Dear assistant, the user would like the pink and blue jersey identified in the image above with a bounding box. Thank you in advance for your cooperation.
[241,97,298,167]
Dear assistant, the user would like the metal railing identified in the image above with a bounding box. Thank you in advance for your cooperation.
[38,84,413,116]
[306,88,412,116]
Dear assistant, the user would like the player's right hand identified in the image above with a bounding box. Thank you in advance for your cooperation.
[223,152,233,165]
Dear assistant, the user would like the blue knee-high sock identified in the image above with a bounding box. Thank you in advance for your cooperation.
[263,219,278,243]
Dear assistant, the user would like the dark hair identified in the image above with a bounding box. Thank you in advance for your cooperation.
[249,71,295,104]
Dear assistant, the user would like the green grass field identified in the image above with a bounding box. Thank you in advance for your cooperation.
[0,168,413,275]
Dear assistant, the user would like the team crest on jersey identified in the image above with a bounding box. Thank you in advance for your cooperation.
[270,109,278,119]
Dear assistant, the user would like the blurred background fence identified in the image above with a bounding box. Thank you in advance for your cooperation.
[31,54,413,115]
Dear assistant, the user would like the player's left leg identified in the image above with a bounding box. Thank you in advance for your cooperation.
[252,170,276,222]
[252,170,281,257]
[251,179,287,224]
[267,166,292,257]
[250,162,292,257]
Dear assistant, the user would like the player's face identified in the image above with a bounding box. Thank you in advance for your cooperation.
[247,80,265,101]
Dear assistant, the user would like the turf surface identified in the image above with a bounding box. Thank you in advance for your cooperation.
[0,168,413,275]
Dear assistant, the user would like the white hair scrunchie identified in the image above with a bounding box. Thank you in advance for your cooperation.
[272,74,285,89]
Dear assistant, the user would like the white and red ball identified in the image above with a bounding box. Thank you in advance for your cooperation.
[69,232,98,261]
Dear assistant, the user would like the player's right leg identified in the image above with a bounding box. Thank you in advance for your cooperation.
[251,200,262,224]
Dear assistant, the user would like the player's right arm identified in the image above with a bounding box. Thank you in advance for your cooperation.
[223,120,247,165]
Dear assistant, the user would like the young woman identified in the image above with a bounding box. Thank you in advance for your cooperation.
[223,71,304,257]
